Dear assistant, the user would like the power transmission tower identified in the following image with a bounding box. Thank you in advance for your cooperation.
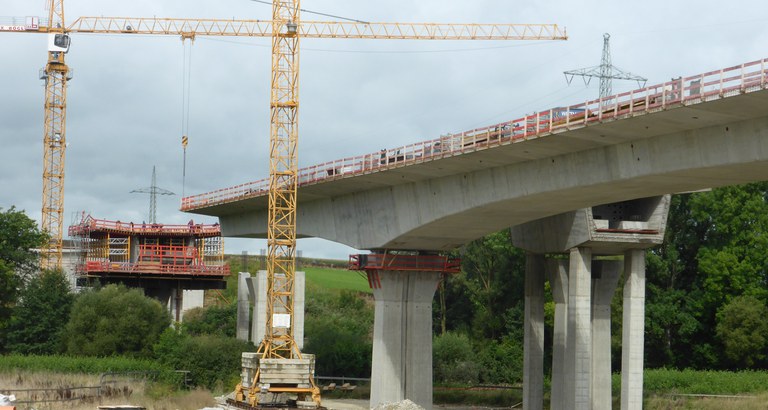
[130,166,174,224]
[564,33,647,100]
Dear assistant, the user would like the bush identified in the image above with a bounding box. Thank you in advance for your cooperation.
[643,368,768,395]
[183,303,237,338]
[303,288,373,378]
[433,332,479,384]
[64,284,171,358]
[154,328,254,391]
[476,336,523,384]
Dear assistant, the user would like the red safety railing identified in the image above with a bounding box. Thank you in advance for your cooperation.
[349,253,461,273]
[81,258,230,277]
[181,58,768,211]
[69,215,221,236]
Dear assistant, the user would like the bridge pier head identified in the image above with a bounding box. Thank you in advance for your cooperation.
[512,195,670,410]
[349,253,461,410]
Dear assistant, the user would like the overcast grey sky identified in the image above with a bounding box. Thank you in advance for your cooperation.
[1,0,767,259]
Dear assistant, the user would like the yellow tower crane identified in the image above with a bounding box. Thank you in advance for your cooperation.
[1,0,72,270]
[41,0,71,270]
[7,1,566,405]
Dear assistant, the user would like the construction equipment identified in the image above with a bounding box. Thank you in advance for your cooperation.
[4,2,567,407]
[1,3,72,270]
[40,1,71,270]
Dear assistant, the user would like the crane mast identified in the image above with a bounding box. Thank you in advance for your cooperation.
[40,0,70,270]
[264,0,301,361]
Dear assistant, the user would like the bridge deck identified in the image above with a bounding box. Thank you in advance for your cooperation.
[182,58,768,217]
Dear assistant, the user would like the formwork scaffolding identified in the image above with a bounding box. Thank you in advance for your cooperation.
[69,214,229,282]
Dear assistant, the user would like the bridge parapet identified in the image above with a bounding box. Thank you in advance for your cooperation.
[182,58,768,212]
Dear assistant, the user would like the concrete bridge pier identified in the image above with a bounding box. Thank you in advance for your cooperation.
[370,269,441,409]
[547,259,569,410]
[350,253,461,410]
[513,195,670,410]
[591,259,622,410]
[621,249,646,410]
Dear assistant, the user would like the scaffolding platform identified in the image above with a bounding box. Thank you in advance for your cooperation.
[68,215,230,286]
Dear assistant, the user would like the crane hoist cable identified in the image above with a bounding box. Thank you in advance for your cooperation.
[181,38,193,197]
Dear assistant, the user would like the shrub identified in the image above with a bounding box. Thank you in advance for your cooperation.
[154,328,254,391]
[433,332,479,384]
[64,284,171,358]
[183,303,237,338]
[303,288,373,378]
[477,336,523,384]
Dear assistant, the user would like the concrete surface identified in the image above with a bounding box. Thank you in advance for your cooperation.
[621,250,646,410]
[237,272,250,341]
[591,261,621,410]
[370,270,441,410]
[189,90,768,251]
[547,259,568,410]
[523,253,545,410]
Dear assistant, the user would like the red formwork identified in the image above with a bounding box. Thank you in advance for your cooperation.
[349,253,460,290]
[349,253,460,273]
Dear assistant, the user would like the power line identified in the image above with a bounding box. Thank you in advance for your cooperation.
[249,0,369,24]
[564,33,646,100]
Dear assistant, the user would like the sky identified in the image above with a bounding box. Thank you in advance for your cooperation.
[1,0,767,259]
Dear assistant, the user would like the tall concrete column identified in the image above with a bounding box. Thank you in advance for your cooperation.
[567,247,592,409]
[591,261,621,410]
[294,271,306,350]
[237,272,251,341]
[370,270,441,410]
[523,253,545,410]
[621,250,646,410]
[247,271,268,345]
[245,270,305,349]
[548,259,569,410]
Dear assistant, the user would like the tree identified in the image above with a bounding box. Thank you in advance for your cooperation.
[0,206,48,279]
[459,230,525,340]
[0,207,47,352]
[0,260,19,351]
[64,284,171,357]
[6,269,73,354]
[715,295,768,368]
[692,183,768,308]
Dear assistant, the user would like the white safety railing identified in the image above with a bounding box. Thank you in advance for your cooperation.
[181,58,768,211]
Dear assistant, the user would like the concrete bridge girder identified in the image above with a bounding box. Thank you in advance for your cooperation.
[220,114,768,251]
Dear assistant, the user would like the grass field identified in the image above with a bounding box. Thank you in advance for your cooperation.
[304,266,371,293]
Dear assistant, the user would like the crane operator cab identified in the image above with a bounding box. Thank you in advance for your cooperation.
[48,33,70,53]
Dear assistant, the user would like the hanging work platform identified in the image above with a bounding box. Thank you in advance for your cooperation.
[68,214,229,289]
